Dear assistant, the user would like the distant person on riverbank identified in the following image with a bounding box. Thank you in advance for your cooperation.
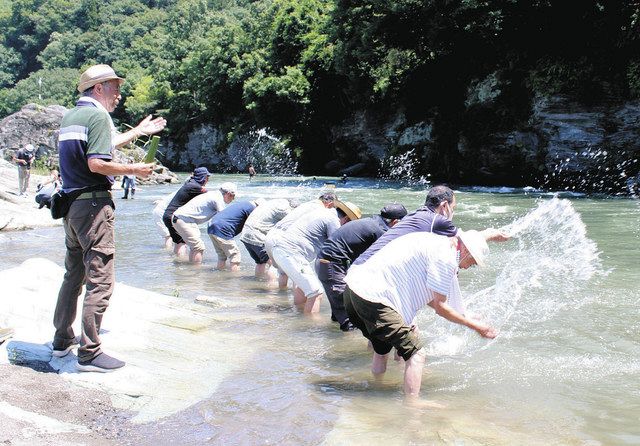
[265,192,337,289]
[248,163,256,180]
[344,230,497,402]
[207,199,261,271]
[35,168,61,209]
[271,200,361,313]
[162,167,210,256]
[52,63,166,372]
[172,182,237,264]
[240,198,297,279]
[316,203,407,331]
[353,185,509,268]
[13,143,36,196]
[121,159,136,199]
[153,190,177,250]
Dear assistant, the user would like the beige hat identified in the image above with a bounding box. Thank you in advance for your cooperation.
[458,230,490,267]
[335,200,362,221]
[77,64,125,93]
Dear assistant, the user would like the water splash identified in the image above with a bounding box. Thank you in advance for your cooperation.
[378,149,430,185]
[421,197,602,356]
[542,147,639,196]
[227,128,298,175]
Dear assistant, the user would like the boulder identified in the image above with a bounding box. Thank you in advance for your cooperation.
[0,104,66,159]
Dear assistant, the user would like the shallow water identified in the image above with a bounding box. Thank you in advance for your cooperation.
[1,174,639,445]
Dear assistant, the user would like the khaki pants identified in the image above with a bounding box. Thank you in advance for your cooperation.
[18,165,30,194]
[53,197,115,362]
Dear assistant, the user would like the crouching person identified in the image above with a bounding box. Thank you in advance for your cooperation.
[343,230,498,401]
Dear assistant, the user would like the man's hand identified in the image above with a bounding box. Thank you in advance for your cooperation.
[482,228,511,242]
[475,323,498,339]
[131,163,154,179]
[135,115,167,137]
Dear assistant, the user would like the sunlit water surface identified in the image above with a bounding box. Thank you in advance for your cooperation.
[1,174,638,445]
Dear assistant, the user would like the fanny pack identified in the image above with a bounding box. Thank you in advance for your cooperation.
[50,186,111,219]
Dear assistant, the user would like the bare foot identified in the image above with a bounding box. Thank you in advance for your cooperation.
[404,397,446,409]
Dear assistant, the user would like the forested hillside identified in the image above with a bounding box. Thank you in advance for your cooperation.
[1,0,639,189]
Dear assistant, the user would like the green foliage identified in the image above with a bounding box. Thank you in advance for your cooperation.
[0,67,78,116]
[628,60,640,98]
[0,44,22,87]
[0,0,639,179]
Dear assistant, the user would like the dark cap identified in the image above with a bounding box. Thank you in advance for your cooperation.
[380,203,407,220]
[193,166,211,184]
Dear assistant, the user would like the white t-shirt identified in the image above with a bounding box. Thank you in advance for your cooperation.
[345,232,464,324]
[173,190,226,225]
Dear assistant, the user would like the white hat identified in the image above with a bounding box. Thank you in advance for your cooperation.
[458,230,489,267]
[219,182,238,196]
[78,64,125,93]
[25,144,35,153]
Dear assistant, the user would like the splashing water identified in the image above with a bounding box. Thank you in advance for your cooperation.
[227,128,298,175]
[378,149,430,185]
[542,147,639,196]
[421,197,602,357]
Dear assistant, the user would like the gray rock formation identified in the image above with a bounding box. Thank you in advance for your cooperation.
[0,103,179,185]
[0,103,66,159]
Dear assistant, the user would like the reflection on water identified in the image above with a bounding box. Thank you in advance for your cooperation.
[1,174,639,445]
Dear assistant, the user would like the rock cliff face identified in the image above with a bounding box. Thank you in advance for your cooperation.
[0,104,66,159]
[326,91,640,193]
[2,96,638,194]
[0,104,179,185]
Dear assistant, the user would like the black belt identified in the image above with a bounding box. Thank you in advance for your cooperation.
[76,190,111,200]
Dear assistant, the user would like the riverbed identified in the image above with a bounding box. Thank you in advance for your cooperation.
[1,173,638,445]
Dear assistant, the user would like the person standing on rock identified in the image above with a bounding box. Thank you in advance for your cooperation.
[12,143,36,196]
[51,64,166,372]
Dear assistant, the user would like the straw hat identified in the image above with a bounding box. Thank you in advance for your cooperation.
[458,230,489,267]
[335,200,362,221]
[77,64,125,93]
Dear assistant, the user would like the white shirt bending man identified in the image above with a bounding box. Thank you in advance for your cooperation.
[344,230,498,401]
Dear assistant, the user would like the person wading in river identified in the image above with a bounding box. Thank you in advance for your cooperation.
[344,229,497,402]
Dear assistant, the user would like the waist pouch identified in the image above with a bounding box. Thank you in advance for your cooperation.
[50,186,109,219]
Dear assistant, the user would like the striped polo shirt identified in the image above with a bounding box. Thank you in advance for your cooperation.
[58,97,115,192]
[345,232,464,324]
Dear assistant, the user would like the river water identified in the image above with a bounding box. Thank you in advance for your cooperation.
[1,174,638,445]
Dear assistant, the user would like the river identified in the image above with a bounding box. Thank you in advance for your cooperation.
[1,173,638,445]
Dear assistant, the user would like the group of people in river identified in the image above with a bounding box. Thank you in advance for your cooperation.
[155,167,510,400]
[46,63,510,402]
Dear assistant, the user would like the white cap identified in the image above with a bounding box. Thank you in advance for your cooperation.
[219,182,238,196]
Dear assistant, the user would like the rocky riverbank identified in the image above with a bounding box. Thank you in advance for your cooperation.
[0,258,246,444]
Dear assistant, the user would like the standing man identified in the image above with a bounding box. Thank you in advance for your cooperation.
[52,64,166,372]
[316,203,407,331]
[13,143,36,196]
[344,230,498,401]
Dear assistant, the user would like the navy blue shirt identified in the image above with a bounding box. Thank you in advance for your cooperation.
[163,179,206,220]
[353,207,457,265]
[319,215,389,264]
[207,201,256,239]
